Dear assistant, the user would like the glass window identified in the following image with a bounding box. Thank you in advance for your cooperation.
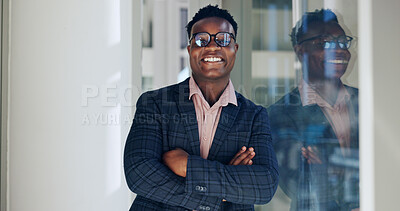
[225,1,360,210]
[180,8,189,49]
[142,0,153,48]
[141,0,189,92]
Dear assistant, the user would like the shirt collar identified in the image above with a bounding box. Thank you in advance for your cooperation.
[298,78,350,108]
[189,77,237,107]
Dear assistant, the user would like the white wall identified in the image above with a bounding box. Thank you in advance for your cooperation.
[359,0,400,210]
[8,0,134,210]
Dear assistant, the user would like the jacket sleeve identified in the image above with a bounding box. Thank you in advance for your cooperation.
[124,92,222,210]
[267,104,305,200]
[185,108,279,205]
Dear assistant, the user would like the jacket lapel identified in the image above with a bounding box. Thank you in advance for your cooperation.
[174,78,201,156]
[345,86,359,148]
[207,93,240,160]
[287,89,337,143]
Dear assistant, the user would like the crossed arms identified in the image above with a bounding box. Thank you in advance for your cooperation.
[163,146,256,178]
[124,93,279,210]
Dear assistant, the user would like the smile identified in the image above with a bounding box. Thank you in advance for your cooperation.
[203,57,223,62]
[326,59,349,64]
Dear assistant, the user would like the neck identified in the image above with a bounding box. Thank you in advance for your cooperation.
[193,77,230,107]
[305,78,343,106]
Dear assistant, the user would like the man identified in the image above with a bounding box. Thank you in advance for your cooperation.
[124,5,279,211]
[268,9,359,211]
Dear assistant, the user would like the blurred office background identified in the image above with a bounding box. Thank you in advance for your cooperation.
[1,0,399,211]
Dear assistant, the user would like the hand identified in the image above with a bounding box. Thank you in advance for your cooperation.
[229,146,255,165]
[301,146,322,164]
[222,146,255,202]
[351,208,359,211]
[162,148,189,177]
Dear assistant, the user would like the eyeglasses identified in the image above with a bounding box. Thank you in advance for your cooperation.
[298,35,353,50]
[189,32,236,47]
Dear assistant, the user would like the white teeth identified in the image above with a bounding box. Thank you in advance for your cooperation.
[326,59,349,64]
[204,57,222,62]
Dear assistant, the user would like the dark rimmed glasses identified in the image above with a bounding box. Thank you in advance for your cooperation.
[189,32,236,47]
[298,35,354,50]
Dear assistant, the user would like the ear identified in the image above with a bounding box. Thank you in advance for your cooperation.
[187,45,191,54]
[234,43,239,53]
[293,44,304,60]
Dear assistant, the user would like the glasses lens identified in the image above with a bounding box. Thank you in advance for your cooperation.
[339,36,352,49]
[215,33,232,47]
[312,38,329,49]
[194,33,210,47]
[323,41,334,49]
[320,37,352,50]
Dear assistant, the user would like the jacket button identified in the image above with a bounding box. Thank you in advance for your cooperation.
[198,205,210,210]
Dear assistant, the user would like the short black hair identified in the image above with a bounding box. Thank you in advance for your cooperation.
[290,9,339,47]
[186,5,238,39]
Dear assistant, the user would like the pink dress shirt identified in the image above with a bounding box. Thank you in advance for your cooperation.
[298,79,352,155]
[189,77,237,159]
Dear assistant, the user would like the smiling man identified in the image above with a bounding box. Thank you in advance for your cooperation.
[268,9,359,211]
[124,5,279,211]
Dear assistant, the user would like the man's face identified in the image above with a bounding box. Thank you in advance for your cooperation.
[187,17,238,83]
[295,22,351,82]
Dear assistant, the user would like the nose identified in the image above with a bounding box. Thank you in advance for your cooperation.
[324,48,351,60]
[331,45,350,55]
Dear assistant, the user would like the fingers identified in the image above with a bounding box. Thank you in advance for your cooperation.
[228,146,247,165]
[240,148,255,165]
[301,147,308,158]
[306,146,322,164]
[301,146,322,164]
[235,149,255,165]
[229,147,255,165]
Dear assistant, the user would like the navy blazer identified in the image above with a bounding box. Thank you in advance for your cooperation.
[124,78,279,211]
[267,86,359,211]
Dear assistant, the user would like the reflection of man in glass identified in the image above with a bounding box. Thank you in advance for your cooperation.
[124,5,279,211]
[268,9,359,211]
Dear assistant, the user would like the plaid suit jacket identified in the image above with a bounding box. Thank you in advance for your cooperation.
[124,78,279,211]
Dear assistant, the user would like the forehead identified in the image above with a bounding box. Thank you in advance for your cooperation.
[191,17,234,35]
[300,21,346,40]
